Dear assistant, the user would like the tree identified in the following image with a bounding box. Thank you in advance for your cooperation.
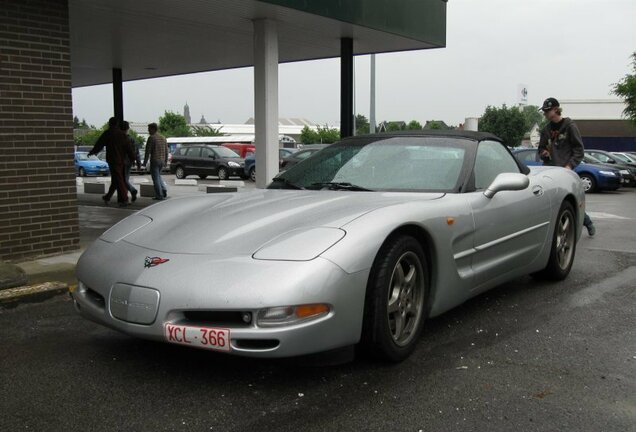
[478,104,527,147]
[611,51,636,127]
[191,125,224,137]
[158,111,191,137]
[300,126,319,144]
[406,120,422,130]
[520,105,545,131]
[355,114,369,135]
[300,125,340,143]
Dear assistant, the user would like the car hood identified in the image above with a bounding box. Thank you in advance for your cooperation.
[79,160,108,167]
[111,190,444,255]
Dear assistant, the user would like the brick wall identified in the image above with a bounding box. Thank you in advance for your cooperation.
[0,0,79,261]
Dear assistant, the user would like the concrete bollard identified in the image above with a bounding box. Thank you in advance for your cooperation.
[84,182,106,194]
[204,185,238,193]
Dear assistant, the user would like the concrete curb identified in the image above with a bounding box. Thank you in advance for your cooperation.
[0,281,70,308]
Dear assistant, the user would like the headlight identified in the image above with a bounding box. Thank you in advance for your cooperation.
[257,304,330,327]
[619,170,630,175]
[598,170,617,176]
[228,161,240,168]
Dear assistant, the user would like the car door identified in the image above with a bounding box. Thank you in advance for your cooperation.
[466,141,551,289]
[185,146,201,173]
[200,146,217,176]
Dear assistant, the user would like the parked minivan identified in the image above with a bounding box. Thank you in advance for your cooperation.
[170,145,247,180]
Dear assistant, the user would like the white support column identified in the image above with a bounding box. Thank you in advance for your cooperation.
[253,19,279,189]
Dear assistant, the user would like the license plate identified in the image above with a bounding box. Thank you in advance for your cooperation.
[164,323,231,352]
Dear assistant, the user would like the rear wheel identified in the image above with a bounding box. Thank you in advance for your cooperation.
[249,167,256,182]
[579,173,596,193]
[217,167,229,180]
[533,201,576,281]
[175,166,186,179]
[361,235,428,362]
[78,167,86,177]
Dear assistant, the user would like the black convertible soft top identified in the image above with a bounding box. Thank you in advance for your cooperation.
[341,129,503,143]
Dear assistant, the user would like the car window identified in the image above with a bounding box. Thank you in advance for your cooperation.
[201,147,215,158]
[186,147,201,157]
[271,137,469,192]
[295,150,315,160]
[589,152,611,163]
[516,150,539,163]
[474,140,520,190]
[214,146,243,158]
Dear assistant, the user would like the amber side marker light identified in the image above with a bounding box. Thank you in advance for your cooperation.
[295,304,330,319]
[447,217,455,225]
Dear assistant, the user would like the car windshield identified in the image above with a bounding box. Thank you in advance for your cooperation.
[612,153,633,163]
[76,152,99,161]
[268,137,468,192]
[585,154,603,164]
[214,146,244,158]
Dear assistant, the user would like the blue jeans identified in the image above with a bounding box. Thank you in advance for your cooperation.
[150,160,167,199]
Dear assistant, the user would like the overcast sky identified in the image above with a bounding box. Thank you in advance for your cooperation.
[72,0,636,128]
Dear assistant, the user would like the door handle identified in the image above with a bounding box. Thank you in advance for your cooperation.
[532,185,544,196]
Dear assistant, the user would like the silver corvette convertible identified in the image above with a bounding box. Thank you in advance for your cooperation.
[73,131,585,362]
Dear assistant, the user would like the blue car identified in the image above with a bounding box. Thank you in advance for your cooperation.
[244,148,298,182]
[75,151,109,177]
[512,148,622,193]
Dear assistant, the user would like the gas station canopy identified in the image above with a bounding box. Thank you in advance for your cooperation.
[69,0,447,87]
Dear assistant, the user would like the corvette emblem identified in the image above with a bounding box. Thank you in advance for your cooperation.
[144,256,170,268]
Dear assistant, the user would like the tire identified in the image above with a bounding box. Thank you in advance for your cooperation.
[533,201,576,281]
[175,166,186,179]
[198,174,208,180]
[79,167,86,177]
[361,235,428,362]
[249,167,256,182]
[217,167,229,180]
[579,173,596,193]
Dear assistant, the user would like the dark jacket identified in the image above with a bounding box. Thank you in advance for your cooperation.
[89,127,135,166]
[538,117,584,168]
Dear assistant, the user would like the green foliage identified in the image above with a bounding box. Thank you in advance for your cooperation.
[355,114,370,135]
[520,105,545,130]
[73,116,90,129]
[406,120,423,130]
[73,122,108,146]
[159,111,192,137]
[611,52,636,126]
[478,104,527,147]
[384,121,406,131]
[300,125,340,144]
[191,125,224,137]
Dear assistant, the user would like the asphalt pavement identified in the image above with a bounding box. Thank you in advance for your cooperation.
[0,181,634,432]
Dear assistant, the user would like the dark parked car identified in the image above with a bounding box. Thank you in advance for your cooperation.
[169,145,247,180]
[512,148,622,193]
[244,148,298,182]
[585,150,636,187]
[279,144,329,170]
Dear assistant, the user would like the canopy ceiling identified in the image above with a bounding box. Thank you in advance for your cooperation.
[69,0,446,87]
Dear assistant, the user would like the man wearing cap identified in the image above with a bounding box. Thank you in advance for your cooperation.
[538,97,595,236]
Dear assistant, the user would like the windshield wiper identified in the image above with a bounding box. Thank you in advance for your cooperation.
[309,182,372,191]
[270,177,304,189]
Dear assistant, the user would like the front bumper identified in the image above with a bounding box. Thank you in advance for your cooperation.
[73,239,368,358]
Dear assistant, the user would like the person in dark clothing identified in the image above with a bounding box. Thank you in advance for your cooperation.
[538,97,595,236]
[102,121,140,203]
[88,117,135,207]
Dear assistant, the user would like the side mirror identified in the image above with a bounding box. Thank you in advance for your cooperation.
[607,158,616,164]
[484,173,529,198]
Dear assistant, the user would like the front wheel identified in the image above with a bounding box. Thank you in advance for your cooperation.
[579,173,596,193]
[175,166,186,179]
[361,235,428,362]
[533,201,576,281]
[249,167,256,182]
[217,167,229,180]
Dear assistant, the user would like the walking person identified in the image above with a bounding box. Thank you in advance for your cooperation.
[538,97,596,236]
[88,117,134,207]
[143,123,169,200]
[102,121,140,203]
